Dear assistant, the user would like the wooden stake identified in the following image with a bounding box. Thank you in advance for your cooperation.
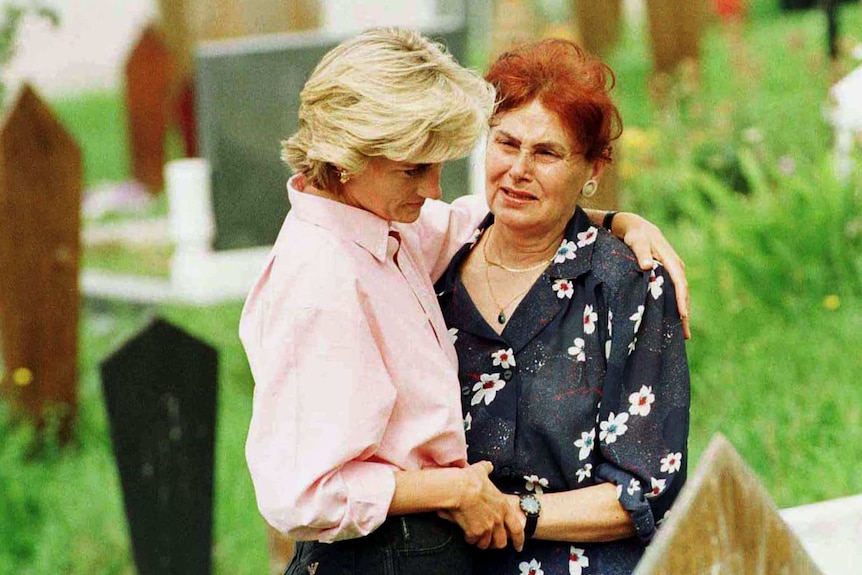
[573,0,623,58]
[0,84,82,442]
[125,24,177,193]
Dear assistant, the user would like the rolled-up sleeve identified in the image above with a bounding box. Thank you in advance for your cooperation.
[595,264,690,542]
[240,256,398,542]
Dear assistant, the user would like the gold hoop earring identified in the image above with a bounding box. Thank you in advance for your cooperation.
[339,170,350,184]
[582,179,598,198]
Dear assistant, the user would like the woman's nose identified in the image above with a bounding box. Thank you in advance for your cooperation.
[509,149,534,180]
[418,167,443,200]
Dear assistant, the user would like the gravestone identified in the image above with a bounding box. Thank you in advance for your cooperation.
[0,85,81,442]
[101,318,218,575]
[634,433,822,574]
[126,24,177,192]
[196,17,471,250]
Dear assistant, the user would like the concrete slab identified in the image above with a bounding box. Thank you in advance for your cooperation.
[781,494,862,575]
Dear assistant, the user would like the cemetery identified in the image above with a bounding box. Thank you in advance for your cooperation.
[0,0,861,573]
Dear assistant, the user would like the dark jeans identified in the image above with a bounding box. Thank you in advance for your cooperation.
[283,513,472,575]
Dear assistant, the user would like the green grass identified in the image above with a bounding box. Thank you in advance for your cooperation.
[2,4,862,573]
[81,243,173,278]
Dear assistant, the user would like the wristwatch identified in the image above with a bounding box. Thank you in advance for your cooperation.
[518,493,541,539]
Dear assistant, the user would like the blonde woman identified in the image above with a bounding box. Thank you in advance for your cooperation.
[239,28,688,575]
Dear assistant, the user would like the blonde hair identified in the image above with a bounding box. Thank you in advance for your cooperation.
[282,27,496,191]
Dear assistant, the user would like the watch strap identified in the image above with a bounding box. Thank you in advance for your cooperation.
[602,210,619,231]
[523,510,538,539]
[519,493,541,539]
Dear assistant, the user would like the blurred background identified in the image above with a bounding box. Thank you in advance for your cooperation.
[0,0,860,573]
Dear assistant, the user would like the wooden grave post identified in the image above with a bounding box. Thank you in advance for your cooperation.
[572,0,623,59]
[0,84,82,442]
[634,433,823,574]
[125,24,177,193]
[157,0,199,159]
[100,318,218,575]
[644,0,707,77]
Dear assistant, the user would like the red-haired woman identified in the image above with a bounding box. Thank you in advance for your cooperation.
[435,39,690,574]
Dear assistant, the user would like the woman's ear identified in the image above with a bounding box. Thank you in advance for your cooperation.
[590,160,608,182]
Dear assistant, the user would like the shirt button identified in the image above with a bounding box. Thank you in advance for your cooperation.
[503,370,513,380]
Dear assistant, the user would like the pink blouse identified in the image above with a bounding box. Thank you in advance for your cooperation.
[240,174,487,542]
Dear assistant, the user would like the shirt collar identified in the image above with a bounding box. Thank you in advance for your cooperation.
[286,173,393,262]
[435,206,599,296]
[546,207,599,280]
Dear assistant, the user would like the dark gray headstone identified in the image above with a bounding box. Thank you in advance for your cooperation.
[100,318,218,575]
[196,17,471,251]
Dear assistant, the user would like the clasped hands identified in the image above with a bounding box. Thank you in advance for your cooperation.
[437,461,527,552]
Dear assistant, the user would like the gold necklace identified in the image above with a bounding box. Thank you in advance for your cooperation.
[481,235,541,325]
[482,225,555,273]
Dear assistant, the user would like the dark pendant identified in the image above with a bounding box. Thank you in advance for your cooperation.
[497,311,507,324]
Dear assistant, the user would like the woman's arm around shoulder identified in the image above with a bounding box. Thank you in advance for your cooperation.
[594,261,691,542]
[583,208,690,339]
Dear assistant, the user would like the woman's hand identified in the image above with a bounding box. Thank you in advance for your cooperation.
[609,212,691,339]
[437,461,526,551]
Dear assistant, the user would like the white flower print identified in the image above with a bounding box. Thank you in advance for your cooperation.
[628,337,637,356]
[464,412,472,432]
[599,412,629,444]
[468,228,482,248]
[574,428,596,460]
[575,463,592,483]
[524,474,549,494]
[648,268,665,299]
[605,339,611,360]
[448,327,459,344]
[583,304,598,334]
[629,305,644,334]
[567,337,586,362]
[553,279,574,299]
[607,310,613,337]
[646,477,667,498]
[471,373,506,406]
[627,478,642,496]
[577,226,598,248]
[615,484,624,499]
[554,239,578,263]
[519,559,544,575]
[660,452,683,474]
[628,385,656,417]
[569,546,589,575]
[491,348,516,369]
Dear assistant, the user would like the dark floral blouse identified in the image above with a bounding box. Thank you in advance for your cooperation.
[435,207,690,575]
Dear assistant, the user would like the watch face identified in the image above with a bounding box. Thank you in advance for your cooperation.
[520,495,540,515]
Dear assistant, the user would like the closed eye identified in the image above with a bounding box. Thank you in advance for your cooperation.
[404,164,430,177]
[496,138,519,150]
[536,149,560,158]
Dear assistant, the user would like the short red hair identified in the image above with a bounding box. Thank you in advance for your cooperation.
[485,38,622,164]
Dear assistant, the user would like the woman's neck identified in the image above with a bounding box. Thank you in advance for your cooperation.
[294,174,344,203]
[488,221,567,269]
